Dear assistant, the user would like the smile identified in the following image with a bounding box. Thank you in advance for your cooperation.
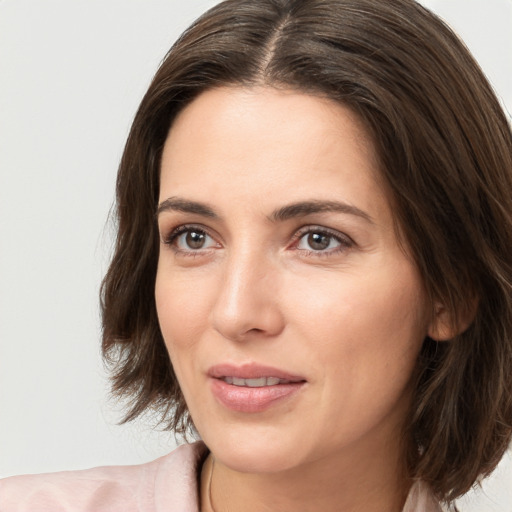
[208,364,307,413]
[221,376,294,387]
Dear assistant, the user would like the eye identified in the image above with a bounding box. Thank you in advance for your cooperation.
[164,226,219,252]
[293,227,353,254]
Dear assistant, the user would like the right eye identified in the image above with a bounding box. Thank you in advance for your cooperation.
[164,226,219,252]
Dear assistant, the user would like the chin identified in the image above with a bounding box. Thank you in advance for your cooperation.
[200,423,305,474]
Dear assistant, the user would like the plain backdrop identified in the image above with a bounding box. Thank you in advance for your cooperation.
[1,0,511,510]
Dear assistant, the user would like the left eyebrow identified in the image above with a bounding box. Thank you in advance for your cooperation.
[269,200,374,224]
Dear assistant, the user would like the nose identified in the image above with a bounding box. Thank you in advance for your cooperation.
[210,247,285,342]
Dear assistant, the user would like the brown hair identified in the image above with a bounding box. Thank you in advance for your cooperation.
[101,0,512,503]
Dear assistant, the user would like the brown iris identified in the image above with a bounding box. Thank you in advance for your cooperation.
[307,232,330,250]
[186,230,206,249]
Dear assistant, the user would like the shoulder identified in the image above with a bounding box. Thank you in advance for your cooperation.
[0,441,208,512]
[402,480,446,512]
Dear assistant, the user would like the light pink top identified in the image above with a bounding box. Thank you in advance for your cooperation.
[0,442,443,511]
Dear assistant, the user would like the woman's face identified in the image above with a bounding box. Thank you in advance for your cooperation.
[156,86,433,474]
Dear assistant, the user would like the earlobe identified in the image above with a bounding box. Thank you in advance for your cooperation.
[427,299,478,342]
[427,304,455,341]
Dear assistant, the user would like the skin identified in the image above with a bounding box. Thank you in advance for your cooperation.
[155,86,443,512]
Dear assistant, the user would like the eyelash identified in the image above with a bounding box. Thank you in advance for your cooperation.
[290,226,354,257]
[162,224,354,257]
[162,224,218,256]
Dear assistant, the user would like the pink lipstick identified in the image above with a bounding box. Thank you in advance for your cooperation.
[208,363,306,413]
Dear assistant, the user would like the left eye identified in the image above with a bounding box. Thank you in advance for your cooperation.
[296,231,343,251]
[174,229,217,250]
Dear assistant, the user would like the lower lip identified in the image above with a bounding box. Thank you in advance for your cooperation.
[210,378,305,413]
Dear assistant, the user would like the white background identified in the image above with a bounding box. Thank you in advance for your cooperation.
[1,1,511,510]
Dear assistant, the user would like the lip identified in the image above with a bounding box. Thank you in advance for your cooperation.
[208,363,306,382]
[208,363,306,413]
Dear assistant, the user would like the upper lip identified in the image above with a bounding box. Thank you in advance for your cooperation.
[208,363,306,382]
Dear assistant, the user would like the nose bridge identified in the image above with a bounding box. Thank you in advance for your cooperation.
[211,242,283,340]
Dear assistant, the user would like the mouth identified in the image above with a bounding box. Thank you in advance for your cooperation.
[208,363,307,413]
[208,363,306,383]
[221,376,300,387]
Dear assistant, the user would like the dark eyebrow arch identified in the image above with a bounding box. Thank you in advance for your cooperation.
[156,197,373,224]
[156,197,218,218]
[269,200,374,224]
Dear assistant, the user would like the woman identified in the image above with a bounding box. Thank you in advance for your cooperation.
[2,0,511,510]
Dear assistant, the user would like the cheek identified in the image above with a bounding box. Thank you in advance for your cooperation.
[154,268,213,356]
[288,263,427,392]
[301,272,426,434]
[289,263,426,338]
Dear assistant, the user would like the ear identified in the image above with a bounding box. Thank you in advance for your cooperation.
[427,298,478,342]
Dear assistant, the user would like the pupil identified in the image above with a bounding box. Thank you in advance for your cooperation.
[186,231,205,249]
[308,232,329,250]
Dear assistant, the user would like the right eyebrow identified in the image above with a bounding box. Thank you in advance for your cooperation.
[156,197,218,219]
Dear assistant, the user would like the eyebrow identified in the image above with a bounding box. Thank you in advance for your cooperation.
[269,200,374,224]
[156,197,373,224]
[156,197,218,218]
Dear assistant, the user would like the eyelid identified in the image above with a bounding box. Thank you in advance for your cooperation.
[289,225,355,253]
[161,223,221,250]
[159,222,354,256]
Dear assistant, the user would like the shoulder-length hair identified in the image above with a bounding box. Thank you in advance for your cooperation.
[101,0,512,502]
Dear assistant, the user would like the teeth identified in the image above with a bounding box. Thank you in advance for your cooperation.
[243,377,267,387]
[222,377,290,387]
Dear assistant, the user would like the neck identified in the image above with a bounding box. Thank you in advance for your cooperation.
[201,432,411,512]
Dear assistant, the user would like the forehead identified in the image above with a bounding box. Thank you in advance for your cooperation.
[159,86,390,223]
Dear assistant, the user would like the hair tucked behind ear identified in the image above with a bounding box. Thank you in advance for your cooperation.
[101,0,512,502]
